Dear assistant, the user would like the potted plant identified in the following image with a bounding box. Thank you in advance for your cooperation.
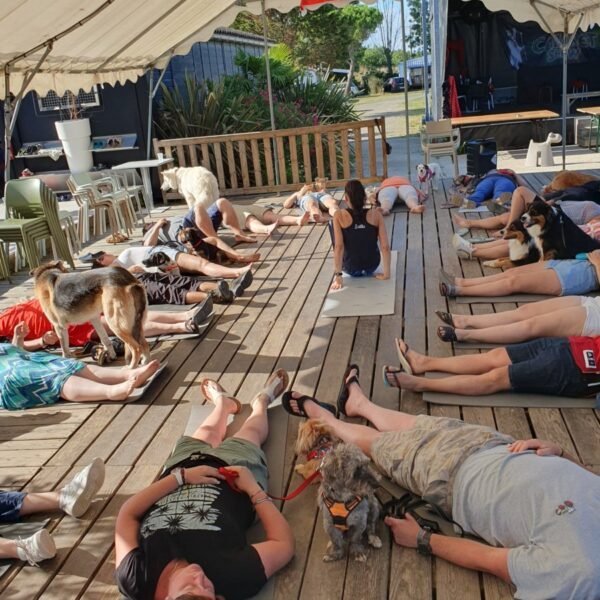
[54,91,93,173]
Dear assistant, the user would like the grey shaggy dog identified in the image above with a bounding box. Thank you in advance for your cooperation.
[318,443,382,562]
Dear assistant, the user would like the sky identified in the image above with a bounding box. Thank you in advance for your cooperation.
[365,0,413,50]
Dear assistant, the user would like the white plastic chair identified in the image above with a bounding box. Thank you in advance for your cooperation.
[421,120,460,177]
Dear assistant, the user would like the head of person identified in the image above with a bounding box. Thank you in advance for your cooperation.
[344,179,367,214]
[91,252,117,269]
[165,563,224,600]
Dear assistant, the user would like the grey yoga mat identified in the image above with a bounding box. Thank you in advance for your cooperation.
[455,294,553,304]
[423,390,597,408]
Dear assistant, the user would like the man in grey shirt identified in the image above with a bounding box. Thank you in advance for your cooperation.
[282,366,600,600]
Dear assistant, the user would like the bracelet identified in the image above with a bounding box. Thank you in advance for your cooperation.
[249,488,264,500]
[253,495,273,506]
[559,447,564,457]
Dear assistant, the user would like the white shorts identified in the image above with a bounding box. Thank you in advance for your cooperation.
[581,296,600,335]
[378,185,419,211]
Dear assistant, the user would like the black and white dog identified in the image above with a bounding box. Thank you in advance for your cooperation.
[416,163,442,193]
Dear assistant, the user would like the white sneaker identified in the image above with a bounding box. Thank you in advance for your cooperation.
[452,233,474,259]
[59,457,105,518]
[15,529,56,566]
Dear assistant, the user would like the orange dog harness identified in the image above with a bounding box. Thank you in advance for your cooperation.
[321,494,363,531]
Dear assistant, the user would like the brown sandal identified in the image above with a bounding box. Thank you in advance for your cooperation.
[199,379,241,414]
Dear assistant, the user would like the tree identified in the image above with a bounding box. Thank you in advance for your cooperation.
[406,0,430,55]
[375,0,401,77]
[360,47,388,74]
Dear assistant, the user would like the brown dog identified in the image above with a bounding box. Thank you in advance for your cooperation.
[542,170,598,194]
[33,261,150,367]
[295,419,338,480]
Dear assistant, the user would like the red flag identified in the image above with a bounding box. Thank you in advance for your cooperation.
[300,0,330,7]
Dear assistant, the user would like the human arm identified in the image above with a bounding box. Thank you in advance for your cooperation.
[385,514,511,583]
[22,330,59,351]
[283,184,311,209]
[375,211,391,280]
[143,219,169,247]
[331,211,346,290]
[587,249,600,283]
[114,465,225,567]
[12,321,28,349]
[507,438,592,471]
[226,466,294,577]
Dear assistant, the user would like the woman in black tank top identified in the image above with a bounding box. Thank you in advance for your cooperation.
[331,180,391,290]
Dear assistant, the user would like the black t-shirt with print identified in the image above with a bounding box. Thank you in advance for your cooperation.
[116,459,267,600]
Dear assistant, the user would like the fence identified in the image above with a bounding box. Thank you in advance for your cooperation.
[153,117,388,200]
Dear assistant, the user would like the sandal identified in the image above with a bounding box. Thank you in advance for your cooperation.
[91,344,109,366]
[281,391,337,418]
[337,364,360,416]
[382,365,403,388]
[437,326,458,343]
[439,281,457,297]
[200,379,241,414]
[253,368,289,408]
[394,338,413,375]
[435,311,455,328]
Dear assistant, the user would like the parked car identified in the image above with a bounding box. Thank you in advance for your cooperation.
[384,76,406,93]
[331,81,365,96]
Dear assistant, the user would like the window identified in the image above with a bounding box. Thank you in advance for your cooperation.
[37,87,101,113]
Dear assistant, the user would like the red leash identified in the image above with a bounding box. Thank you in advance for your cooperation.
[267,469,321,501]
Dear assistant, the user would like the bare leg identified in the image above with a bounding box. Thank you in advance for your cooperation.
[61,375,136,402]
[260,210,311,227]
[194,205,219,238]
[244,214,279,235]
[322,196,339,217]
[216,198,257,243]
[507,186,537,224]
[18,492,60,515]
[452,212,508,230]
[177,252,252,278]
[202,235,260,263]
[303,197,328,223]
[76,362,159,386]
[190,389,240,447]
[184,290,211,304]
[0,539,20,560]
[471,239,509,260]
[454,269,561,297]
[455,262,545,287]
[456,305,587,344]
[232,391,270,447]
[452,296,583,329]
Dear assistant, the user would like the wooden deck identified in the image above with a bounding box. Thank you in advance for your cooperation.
[0,173,599,599]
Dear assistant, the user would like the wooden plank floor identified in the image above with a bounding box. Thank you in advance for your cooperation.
[0,175,599,599]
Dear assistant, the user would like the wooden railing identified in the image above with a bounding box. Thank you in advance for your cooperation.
[153,117,388,199]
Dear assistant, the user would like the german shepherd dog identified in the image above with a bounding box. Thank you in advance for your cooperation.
[483,219,540,269]
[521,197,600,260]
[32,262,150,367]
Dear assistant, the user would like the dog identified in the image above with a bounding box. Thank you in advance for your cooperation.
[542,170,598,194]
[141,251,181,276]
[521,197,600,260]
[176,227,220,263]
[296,419,382,562]
[32,261,150,368]
[416,163,442,193]
[482,219,540,269]
[160,166,220,210]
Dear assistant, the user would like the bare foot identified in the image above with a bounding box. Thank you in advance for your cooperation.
[264,222,278,236]
[236,252,260,264]
[234,264,253,277]
[200,379,241,413]
[452,213,469,228]
[297,211,311,226]
[234,233,258,244]
[410,205,426,214]
[342,366,367,418]
[108,378,137,401]
[128,360,161,388]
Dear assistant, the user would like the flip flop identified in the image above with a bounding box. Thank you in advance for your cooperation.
[337,364,360,416]
[281,391,337,418]
[437,326,457,343]
[253,368,289,408]
[394,338,413,375]
[382,365,403,388]
[200,379,241,414]
[435,310,455,328]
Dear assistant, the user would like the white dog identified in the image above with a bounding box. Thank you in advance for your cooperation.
[160,166,219,210]
[416,163,442,193]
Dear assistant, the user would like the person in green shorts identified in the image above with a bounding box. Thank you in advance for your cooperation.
[115,369,294,600]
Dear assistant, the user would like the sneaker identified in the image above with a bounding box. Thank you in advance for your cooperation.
[452,233,474,259]
[15,529,56,566]
[210,280,234,304]
[191,296,213,328]
[438,268,455,287]
[232,270,253,298]
[59,457,105,518]
[439,281,458,297]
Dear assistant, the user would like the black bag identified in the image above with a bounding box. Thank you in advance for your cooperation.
[375,118,392,155]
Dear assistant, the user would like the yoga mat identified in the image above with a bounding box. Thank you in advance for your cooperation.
[423,390,597,408]
[458,206,489,213]
[123,362,168,402]
[321,252,398,318]
[150,303,196,313]
[455,294,554,304]
[184,402,234,436]
[149,207,169,215]
[146,314,214,343]
[0,518,49,576]
[467,237,496,244]
[454,341,501,349]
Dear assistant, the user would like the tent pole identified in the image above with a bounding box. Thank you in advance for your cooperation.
[421,0,430,120]
[261,0,280,188]
[146,58,171,159]
[400,0,411,177]
[3,68,12,187]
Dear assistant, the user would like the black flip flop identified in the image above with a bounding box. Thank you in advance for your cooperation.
[435,310,455,328]
[337,364,360,416]
[437,326,458,342]
[281,391,337,418]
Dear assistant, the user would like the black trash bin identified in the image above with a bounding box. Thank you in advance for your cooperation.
[466,139,497,176]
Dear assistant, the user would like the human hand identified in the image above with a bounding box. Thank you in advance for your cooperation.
[225,466,258,495]
[184,465,225,485]
[587,249,600,263]
[507,438,563,457]
[12,321,29,347]
[375,273,389,281]
[42,331,59,347]
[128,265,145,274]
[384,513,421,548]
[158,218,169,227]
[330,275,343,291]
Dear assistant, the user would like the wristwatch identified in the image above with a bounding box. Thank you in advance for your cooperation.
[416,528,433,556]
[172,467,186,487]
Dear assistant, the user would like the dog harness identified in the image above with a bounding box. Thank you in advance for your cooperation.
[321,494,363,531]
[418,166,433,184]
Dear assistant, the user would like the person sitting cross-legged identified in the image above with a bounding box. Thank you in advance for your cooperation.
[0,458,105,566]
[114,370,295,600]
[282,367,600,599]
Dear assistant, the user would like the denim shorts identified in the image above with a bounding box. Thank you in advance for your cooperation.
[0,491,26,522]
[206,202,224,231]
[546,260,599,295]
[299,192,331,213]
